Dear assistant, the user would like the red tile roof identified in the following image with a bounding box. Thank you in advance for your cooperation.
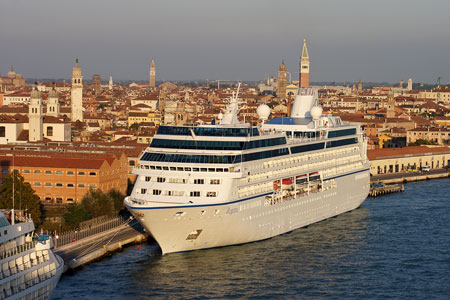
[0,155,111,169]
[368,146,450,160]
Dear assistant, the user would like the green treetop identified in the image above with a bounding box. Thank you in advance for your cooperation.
[0,172,42,225]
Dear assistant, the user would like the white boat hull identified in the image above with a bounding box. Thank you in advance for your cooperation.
[126,168,370,254]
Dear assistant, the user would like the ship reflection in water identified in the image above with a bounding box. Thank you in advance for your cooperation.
[129,207,370,299]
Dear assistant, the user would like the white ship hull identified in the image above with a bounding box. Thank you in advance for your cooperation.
[126,167,369,254]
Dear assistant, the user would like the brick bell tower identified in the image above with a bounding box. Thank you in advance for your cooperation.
[299,39,310,88]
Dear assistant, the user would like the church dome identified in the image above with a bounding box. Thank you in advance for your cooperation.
[30,87,41,99]
[48,88,58,99]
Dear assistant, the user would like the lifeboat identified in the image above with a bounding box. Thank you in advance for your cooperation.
[273,180,281,190]
[282,178,293,185]
[296,174,307,184]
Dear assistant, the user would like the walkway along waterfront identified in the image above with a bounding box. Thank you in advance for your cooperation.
[54,216,148,272]
[371,168,450,184]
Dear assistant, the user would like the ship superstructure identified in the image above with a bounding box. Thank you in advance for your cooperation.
[124,87,370,254]
[0,212,64,299]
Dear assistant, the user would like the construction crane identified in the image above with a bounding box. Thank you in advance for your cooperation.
[436,77,441,104]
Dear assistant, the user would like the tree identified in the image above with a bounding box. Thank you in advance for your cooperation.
[81,189,115,218]
[129,122,140,132]
[0,172,42,225]
[63,203,91,228]
[107,189,126,211]
[74,120,83,130]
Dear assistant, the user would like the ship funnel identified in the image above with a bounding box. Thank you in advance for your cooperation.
[290,88,318,118]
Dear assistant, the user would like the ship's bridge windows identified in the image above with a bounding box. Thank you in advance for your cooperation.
[157,125,260,137]
[190,191,201,197]
[216,168,223,172]
[163,166,169,170]
[207,191,218,197]
[153,189,161,195]
[328,128,356,138]
[193,168,199,172]
[293,131,317,138]
[201,168,207,172]
[194,179,204,184]
[150,166,156,170]
[185,167,191,171]
[156,166,162,170]
[157,177,166,183]
[326,138,357,148]
[170,167,176,171]
[210,179,221,185]
[150,137,285,151]
[140,148,291,164]
[177,167,183,171]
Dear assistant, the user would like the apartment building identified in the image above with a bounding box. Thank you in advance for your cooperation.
[0,152,128,204]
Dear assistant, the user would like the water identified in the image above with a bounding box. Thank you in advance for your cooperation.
[52,178,450,299]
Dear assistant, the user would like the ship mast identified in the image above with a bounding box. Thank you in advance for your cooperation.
[219,83,243,125]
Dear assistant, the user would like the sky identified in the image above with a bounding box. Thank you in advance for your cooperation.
[1,0,450,83]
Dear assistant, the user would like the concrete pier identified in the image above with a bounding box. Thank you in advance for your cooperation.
[369,183,404,197]
[55,220,148,272]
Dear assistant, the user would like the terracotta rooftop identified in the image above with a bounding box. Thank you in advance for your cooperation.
[368,146,450,160]
[0,154,115,169]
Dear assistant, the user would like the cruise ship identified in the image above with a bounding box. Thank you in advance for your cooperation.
[0,212,64,299]
[124,87,370,254]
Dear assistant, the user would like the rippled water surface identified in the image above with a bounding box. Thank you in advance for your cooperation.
[53,178,450,299]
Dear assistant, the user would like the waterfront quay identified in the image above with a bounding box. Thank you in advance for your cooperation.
[55,218,148,272]
[371,167,450,184]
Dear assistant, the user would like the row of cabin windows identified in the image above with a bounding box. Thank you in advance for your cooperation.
[32,182,96,189]
[140,189,217,197]
[140,138,358,165]
[150,137,286,151]
[140,148,289,164]
[144,177,220,185]
[20,170,97,176]
[140,165,229,173]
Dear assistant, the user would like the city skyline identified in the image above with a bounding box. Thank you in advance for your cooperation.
[1,0,450,83]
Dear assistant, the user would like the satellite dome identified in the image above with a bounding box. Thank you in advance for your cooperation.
[218,112,224,120]
[310,105,323,120]
[257,104,271,121]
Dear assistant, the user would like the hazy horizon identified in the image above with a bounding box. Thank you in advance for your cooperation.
[1,0,449,84]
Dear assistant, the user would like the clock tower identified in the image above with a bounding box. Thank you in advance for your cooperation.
[299,39,310,88]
